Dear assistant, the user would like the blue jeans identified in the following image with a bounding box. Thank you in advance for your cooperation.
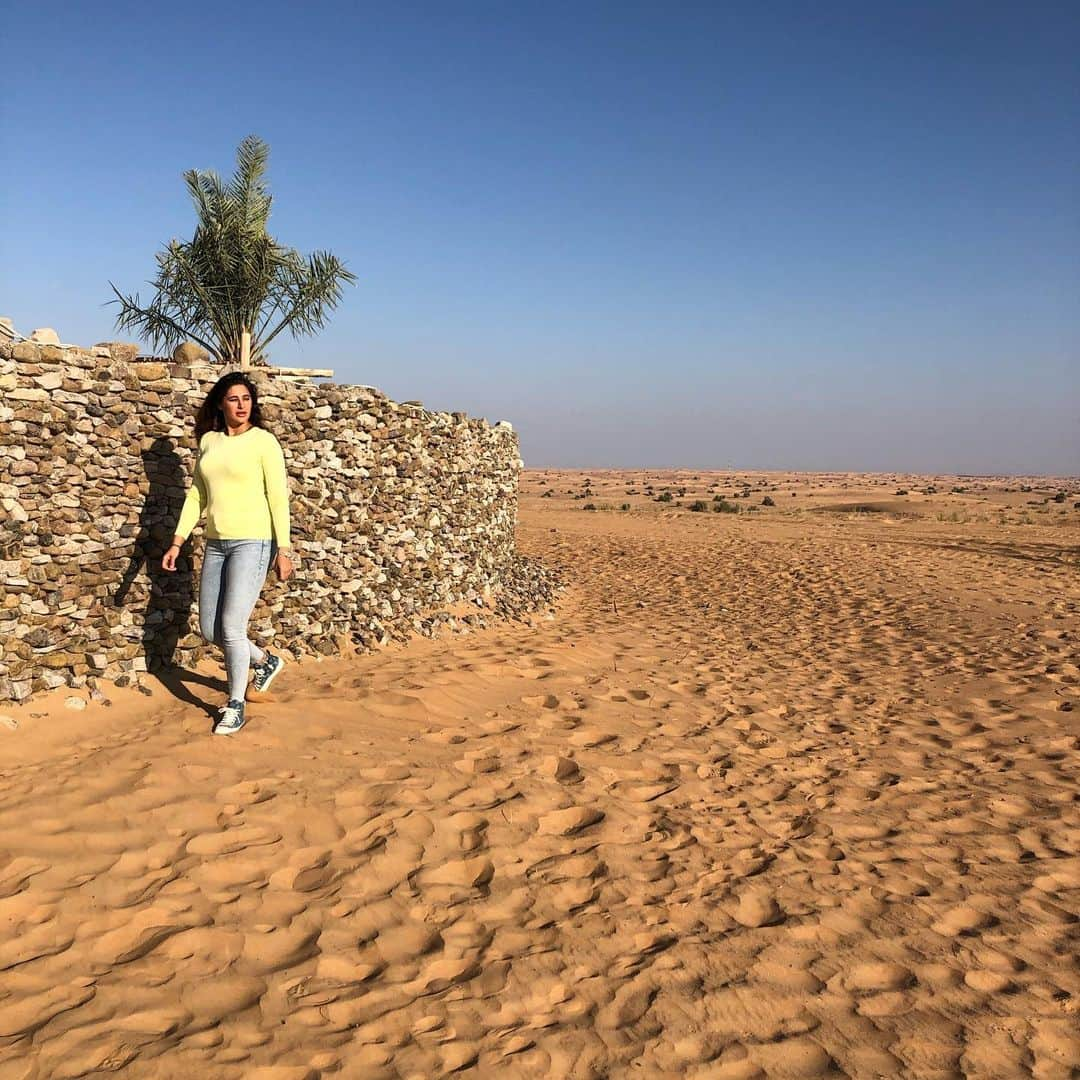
[199,539,274,701]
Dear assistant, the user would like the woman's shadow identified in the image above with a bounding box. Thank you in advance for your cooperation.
[113,436,224,716]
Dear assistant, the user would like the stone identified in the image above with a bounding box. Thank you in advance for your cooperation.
[172,342,210,364]
[94,342,139,363]
[64,696,87,711]
[133,362,169,380]
[0,714,17,731]
[0,318,14,341]
[11,342,39,362]
[29,328,60,346]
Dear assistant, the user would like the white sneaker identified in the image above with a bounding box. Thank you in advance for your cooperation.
[213,699,247,735]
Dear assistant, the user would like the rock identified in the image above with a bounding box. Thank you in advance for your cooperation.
[0,318,14,340]
[94,342,140,363]
[29,328,60,345]
[0,714,18,731]
[172,341,210,364]
[133,362,169,380]
[64,696,87,711]
[2,498,28,523]
[11,342,40,362]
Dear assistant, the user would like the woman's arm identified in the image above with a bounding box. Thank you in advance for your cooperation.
[260,433,292,550]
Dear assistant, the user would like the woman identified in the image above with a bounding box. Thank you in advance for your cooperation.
[162,372,295,734]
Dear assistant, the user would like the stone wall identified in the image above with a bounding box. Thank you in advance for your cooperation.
[0,342,557,704]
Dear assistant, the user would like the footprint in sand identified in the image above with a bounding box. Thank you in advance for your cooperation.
[568,729,617,748]
[89,905,209,968]
[420,856,495,889]
[732,890,785,928]
[845,962,915,992]
[931,904,995,936]
[0,977,96,1039]
[0,919,74,971]
[0,856,50,898]
[537,806,604,836]
[520,693,562,710]
[237,922,321,976]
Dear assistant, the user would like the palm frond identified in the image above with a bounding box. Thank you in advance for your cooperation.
[111,136,355,363]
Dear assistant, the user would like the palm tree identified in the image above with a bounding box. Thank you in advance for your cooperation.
[111,135,355,365]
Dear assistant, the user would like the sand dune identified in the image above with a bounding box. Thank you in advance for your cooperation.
[1,470,1078,1078]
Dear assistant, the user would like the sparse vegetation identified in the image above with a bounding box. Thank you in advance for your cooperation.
[689,500,709,512]
[713,499,739,513]
[762,496,775,507]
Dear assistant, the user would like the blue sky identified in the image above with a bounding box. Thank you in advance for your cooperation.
[3,1,1077,473]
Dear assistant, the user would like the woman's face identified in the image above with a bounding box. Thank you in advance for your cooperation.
[220,385,253,428]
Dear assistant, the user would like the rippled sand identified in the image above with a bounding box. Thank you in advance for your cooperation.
[2,469,1078,1078]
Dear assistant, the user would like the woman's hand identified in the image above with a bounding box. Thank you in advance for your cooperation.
[162,544,181,572]
[275,550,295,582]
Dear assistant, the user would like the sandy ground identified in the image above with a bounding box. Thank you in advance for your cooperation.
[1,469,1078,1079]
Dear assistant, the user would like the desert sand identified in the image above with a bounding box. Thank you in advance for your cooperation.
[2,469,1078,1079]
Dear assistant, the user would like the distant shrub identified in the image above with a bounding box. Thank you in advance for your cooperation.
[689,500,709,512]
[922,486,937,494]
[656,492,673,503]
[713,499,739,513]
[712,493,726,501]
[762,496,775,507]
[1053,491,1066,503]
[620,503,630,511]
[895,489,908,495]
[540,490,553,498]
[1020,485,1033,493]
[583,503,597,511]
[951,486,968,494]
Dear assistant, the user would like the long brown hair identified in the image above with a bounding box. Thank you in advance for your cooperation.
[194,373,267,441]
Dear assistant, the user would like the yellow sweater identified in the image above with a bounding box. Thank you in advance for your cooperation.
[176,427,291,546]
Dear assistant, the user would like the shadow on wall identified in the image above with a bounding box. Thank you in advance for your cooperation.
[113,437,194,672]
